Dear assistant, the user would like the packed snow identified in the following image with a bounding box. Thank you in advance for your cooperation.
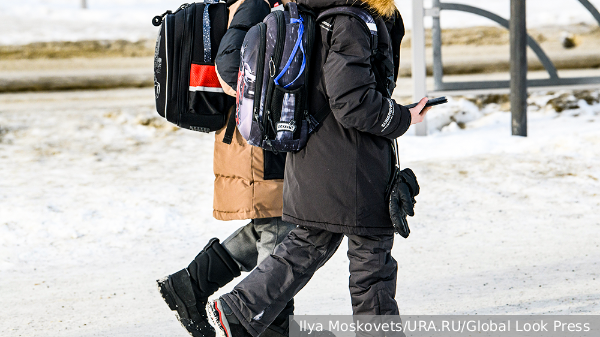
[2,1,599,336]
[2,0,600,45]
[0,88,599,336]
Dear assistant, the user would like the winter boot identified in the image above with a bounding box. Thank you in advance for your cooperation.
[206,298,293,337]
[206,298,253,337]
[158,238,241,337]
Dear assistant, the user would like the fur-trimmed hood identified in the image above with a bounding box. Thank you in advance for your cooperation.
[296,0,398,18]
[361,0,398,17]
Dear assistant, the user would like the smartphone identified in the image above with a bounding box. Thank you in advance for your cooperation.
[404,96,448,109]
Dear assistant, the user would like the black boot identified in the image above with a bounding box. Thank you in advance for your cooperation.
[158,238,241,337]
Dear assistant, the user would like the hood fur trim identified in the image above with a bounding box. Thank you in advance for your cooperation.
[362,0,397,17]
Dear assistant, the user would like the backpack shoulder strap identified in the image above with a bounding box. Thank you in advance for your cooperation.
[389,12,404,82]
[222,105,237,144]
[316,7,378,52]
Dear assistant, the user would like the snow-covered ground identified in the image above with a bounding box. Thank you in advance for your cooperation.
[1,88,599,336]
[2,0,600,45]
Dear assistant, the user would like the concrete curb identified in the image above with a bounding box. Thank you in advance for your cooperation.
[0,72,153,93]
[1,53,599,93]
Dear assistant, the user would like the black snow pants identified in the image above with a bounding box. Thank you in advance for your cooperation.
[221,226,398,337]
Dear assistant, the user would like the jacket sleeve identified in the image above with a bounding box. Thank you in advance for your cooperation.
[215,0,271,89]
[323,16,411,139]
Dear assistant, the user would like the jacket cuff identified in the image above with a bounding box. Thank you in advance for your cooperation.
[385,100,412,139]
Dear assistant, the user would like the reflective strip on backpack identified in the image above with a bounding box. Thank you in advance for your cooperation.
[203,4,212,63]
[189,86,224,93]
[366,22,377,33]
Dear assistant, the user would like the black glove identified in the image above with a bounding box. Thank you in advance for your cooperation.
[388,168,420,238]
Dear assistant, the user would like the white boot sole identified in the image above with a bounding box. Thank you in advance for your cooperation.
[206,299,232,337]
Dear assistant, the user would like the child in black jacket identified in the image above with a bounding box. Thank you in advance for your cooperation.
[207,0,431,336]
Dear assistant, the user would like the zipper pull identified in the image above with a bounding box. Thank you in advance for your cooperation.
[177,3,191,12]
[152,3,189,26]
[267,110,278,134]
[264,139,279,155]
[152,10,172,26]
[269,57,276,78]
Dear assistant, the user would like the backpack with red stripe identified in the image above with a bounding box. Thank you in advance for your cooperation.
[152,1,234,133]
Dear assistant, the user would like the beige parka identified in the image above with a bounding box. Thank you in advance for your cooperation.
[212,113,284,221]
[212,0,283,221]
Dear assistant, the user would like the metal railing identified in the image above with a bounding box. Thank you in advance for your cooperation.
[431,0,600,91]
[411,0,600,136]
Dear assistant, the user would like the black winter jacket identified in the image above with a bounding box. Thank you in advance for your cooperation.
[282,0,411,235]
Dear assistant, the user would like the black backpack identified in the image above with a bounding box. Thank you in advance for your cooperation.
[236,4,401,153]
[152,1,235,133]
[236,3,315,153]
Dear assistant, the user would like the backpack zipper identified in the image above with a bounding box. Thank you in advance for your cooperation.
[164,15,170,118]
[263,10,286,140]
[177,6,193,125]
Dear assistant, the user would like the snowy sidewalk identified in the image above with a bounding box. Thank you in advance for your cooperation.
[1,88,599,336]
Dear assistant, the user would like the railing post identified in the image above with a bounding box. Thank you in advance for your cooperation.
[510,0,528,136]
[81,0,87,9]
[432,0,443,91]
[412,0,428,136]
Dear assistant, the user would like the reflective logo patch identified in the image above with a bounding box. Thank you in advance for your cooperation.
[381,98,395,132]
[277,121,297,133]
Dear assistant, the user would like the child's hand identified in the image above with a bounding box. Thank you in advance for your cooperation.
[409,97,432,125]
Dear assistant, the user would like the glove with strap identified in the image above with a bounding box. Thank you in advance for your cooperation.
[388,168,420,238]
